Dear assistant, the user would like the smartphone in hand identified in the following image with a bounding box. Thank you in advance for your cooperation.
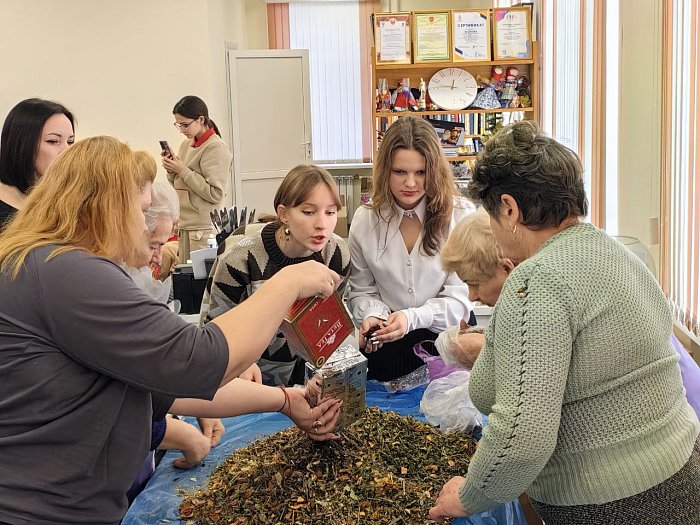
[159,140,173,159]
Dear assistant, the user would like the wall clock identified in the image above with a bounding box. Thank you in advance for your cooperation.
[427,68,478,111]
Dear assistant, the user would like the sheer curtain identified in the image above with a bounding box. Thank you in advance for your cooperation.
[661,0,700,336]
[289,1,363,163]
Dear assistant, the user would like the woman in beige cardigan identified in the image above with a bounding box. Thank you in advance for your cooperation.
[163,95,232,262]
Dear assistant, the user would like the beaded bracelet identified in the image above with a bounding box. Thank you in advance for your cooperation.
[277,385,290,413]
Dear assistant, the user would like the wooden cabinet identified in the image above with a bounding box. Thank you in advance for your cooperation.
[371,42,539,164]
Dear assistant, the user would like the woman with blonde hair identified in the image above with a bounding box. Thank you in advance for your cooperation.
[441,208,515,311]
[201,163,351,386]
[347,116,474,381]
[0,137,342,525]
[429,121,700,524]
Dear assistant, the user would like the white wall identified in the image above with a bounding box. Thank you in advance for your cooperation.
[616,0,662,265]
[388,0,490,11]
[0,0,267,192]
[0,0,665,240]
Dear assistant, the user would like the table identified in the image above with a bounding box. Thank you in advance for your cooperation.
[123,382,526,525]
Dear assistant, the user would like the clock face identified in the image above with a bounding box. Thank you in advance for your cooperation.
[428,68,478,111]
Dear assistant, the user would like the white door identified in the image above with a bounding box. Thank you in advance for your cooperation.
[227,49,312,216]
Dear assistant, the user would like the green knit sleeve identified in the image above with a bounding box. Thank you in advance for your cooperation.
[459,263,577,514]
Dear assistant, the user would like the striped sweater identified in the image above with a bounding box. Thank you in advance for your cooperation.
[200,221,350,386]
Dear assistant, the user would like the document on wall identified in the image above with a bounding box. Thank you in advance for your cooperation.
[453,10,491,61]
[493,7,532,60]
[374,13,411,64]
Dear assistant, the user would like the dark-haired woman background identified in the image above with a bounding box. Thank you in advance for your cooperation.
[163,95,232,262]
[0,98,75,227]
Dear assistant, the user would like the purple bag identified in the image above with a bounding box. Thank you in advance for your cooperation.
[671,334,700,419]
[413,340,459,381]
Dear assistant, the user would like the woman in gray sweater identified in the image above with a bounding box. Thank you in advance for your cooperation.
[0,137,341,525]
[430,121,700,524]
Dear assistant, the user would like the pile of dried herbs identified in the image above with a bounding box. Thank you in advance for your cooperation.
[180,407,478,524]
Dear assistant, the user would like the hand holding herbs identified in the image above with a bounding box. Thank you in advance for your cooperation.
[284,387,342,441]
[429,475,471,522]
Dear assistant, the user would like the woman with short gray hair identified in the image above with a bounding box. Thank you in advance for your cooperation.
[430,120,700,524]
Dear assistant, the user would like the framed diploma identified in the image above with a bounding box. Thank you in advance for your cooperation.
[373,12,412,65]
[493,7,532,60]
[452,9,491,62]
[413,11,451,63]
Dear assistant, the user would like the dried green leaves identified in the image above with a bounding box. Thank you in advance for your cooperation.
[180,407,477,524]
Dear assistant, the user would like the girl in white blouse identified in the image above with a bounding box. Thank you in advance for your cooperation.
[348,116,474,381]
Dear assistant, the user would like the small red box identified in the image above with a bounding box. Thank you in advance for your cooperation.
[280,291,354,368]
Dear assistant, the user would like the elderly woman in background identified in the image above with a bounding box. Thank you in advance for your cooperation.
[430,121,700,525]
[125,177,225,502]
[145,180,181,282]
[0,137,341,525]
[124,173,180,302]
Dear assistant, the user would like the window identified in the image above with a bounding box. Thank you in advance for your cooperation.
[538,0,619,229]
[661,0,700,335]
[288,1,363,164]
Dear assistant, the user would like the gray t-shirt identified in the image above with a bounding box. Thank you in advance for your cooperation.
[0,246,229,525]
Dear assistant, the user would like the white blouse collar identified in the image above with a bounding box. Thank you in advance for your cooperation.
[393,196,427,223]
[373,197,427,260]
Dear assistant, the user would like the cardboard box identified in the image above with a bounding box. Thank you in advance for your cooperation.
[305,344,367,429]
[334,195,348,238]
[280,291,354,367]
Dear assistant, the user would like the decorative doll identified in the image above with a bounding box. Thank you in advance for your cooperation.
[473,65,506,110]
[516,75,532,107]
[516,75,531,96]
[392,78,417,111]
[490,65,505,92]
[499,66,519,107]
[418,78,427,110]
[509,92,522,108]
[377,78,391,112]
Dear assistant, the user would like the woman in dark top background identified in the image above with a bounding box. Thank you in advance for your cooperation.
[0,98,75,227]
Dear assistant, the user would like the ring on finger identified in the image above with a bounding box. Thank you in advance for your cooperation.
[313,419,322,428]
[313,427,319,434]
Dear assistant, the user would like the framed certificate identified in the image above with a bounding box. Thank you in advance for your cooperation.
[452,9,491,62]
[493,7,532,60]
[413,11,451,63]
[373,12,412,65]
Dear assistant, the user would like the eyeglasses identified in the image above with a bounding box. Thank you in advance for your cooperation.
[173,119,197,130]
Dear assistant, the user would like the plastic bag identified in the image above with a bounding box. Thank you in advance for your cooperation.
[413,340,459,381]
[380,365,430,393]
[435,325,484,369]
[420,370,482,433]
[435,326,465,367]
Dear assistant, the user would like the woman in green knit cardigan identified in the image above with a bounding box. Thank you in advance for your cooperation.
[430,121,700,525]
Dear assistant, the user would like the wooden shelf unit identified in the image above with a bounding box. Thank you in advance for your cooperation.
[371,41,540,164]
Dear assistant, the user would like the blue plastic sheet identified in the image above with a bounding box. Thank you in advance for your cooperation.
[123,381,526,525]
